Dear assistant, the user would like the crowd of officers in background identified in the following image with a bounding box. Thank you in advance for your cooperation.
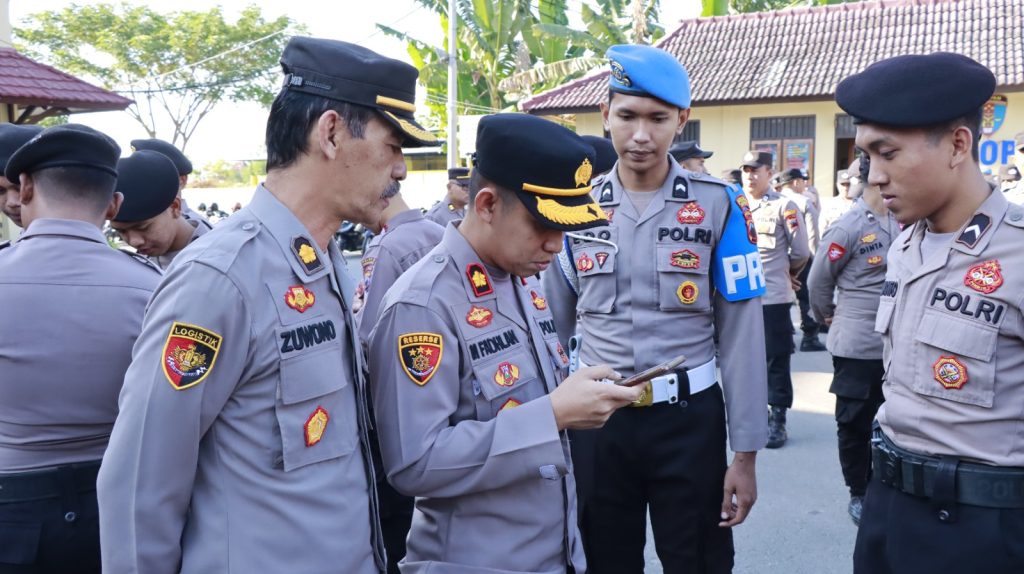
[0,34,1022,574]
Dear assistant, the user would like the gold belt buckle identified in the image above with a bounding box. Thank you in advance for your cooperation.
[630,382,653,407]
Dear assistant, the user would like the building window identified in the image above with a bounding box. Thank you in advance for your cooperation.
[750,116,815,178]
[673,120,701,145]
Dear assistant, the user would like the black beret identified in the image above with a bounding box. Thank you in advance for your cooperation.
[6,124,120,183]
[836,52,995,127]
[0,124,42,176]
[112,150,181,223]
[581,135,617,175]
[280,36,437,148]
[474,114,606,231]
[448,167,470,182]
[130,138,192,175]
[669,140,712,162]
[741,151,773,169]
[776,168,807,185]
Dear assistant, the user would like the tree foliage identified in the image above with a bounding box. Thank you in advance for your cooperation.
[702,0,860,16]
[17,3,297,151]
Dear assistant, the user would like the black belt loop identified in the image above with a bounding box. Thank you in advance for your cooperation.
[932,455,960,524]
[674,369,691,401]
[55,466,80,524]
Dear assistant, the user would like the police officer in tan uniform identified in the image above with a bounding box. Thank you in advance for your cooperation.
[775,168,825,352]
[0,125,160,574]
[98,37,439,573]
[743,150,809,448]
[807,157,899,525]
[425,167,469,227]
[108,150,210,270]
[368,113,644,573]
[543,45,768,574]
[838,53,1024,574]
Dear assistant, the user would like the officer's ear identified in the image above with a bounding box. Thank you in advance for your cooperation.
[169,196,182,218]
[473,185,500,224]
[315,110,344,160]
[949,124,974,169]
[676,108,691,135]
[600,101,611,133]
[105,191,124,222]
[17,173,33,205]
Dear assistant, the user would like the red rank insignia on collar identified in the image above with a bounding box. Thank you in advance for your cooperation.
[531,290,548,310]
[284,285,316,313]
[466,305,493,328]
[466,263,494,297]
[964,260,1003,294]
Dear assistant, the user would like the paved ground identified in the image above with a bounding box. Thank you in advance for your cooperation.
[643,328,857,574]
[344,252,857,573]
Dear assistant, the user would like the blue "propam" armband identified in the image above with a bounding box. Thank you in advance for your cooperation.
[713,185,766,301]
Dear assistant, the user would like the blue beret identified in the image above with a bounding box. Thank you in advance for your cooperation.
[112,150,181,223]
[606,44,690,109]
[581,135,617,175]
[130,138,192,175]
[836,52,995,127]
[0,124,42,175]
[281,37,437,147]
[474,114,606,231]
[6,124,120,182]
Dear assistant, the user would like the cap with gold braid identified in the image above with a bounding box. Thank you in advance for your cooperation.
[279,36,438,147]
[473,114,607,231]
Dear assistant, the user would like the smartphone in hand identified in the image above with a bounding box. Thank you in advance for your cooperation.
[616,355,686,387]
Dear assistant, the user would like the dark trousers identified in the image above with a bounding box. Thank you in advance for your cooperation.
[854,475,1024,573]
[763,303,795,408]
[574,385,733,574]
[795,263,818,337]
[370,424,413,574]
[830,357,884,497]
[0,463,101,574]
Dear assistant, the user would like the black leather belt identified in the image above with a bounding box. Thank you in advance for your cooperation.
[0,461,101,503]
[872,430,1024,509]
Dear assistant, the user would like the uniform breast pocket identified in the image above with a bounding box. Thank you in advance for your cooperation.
[874,298,896,335]
[655,243,712,312]
[275,344,357,471]
[470,352,545,421]
[756,219,777,250]
[911,309,997,408]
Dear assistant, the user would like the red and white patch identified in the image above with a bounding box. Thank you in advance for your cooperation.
[670,249,700,270]
[576,253,595,272]
[530,290,548,311]
[933,356,968,390]
[964,260,1003,295]
[676,203,705,225]
[304,406,330,447]
[398,332,443,386]
[827,243,846,262]
[556,343,569,365]
[595,252,609,268]
[494,362,520,387]
[284,285,316,313]
[466,305,493,328]
[784,209,799,231]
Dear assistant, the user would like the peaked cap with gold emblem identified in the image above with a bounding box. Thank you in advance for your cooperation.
[279,36,438,147]
[473,113,607,231]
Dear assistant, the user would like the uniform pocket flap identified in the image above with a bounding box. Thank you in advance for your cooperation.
[874,299,896,334]
[914,310,997,362]
[471,354,540,401]
[279,345,348,404]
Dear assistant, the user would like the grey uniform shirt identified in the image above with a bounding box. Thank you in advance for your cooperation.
[808,198,899,360]
[781,187,820,255]
[354,208,443,344]
[424,199,464,228]
[542,161,769,452]
[152,217,211,270]
[0,219,160,471]
[368,224,584,574]
[98,185,383,574]
[180,197,214,229]
[876,190,1024,466]
[748,190,809,305]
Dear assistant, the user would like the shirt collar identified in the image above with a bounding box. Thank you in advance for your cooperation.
[18,218,107,245]
[246,183,331,282]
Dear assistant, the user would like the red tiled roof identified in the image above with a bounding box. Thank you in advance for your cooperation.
[522,0,1024,113]
[0,48,132,117]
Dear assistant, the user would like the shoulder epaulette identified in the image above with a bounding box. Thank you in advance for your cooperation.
[119,248,163,275]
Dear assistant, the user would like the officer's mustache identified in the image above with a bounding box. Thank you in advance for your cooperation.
[381,180,401,199]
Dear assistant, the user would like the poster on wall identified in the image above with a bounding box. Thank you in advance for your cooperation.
[982,95,1008,136]
[784,139,813,178]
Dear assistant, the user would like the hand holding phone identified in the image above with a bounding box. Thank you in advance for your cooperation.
[616,355,686,387]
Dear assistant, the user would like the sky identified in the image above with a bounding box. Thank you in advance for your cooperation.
[9,0,703,169]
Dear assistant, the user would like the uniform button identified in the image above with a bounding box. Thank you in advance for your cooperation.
[433,255,445,263]
[242,222,255,231]
[678,400,689,408]
[64,511,77,523]
[937,509,950,522]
